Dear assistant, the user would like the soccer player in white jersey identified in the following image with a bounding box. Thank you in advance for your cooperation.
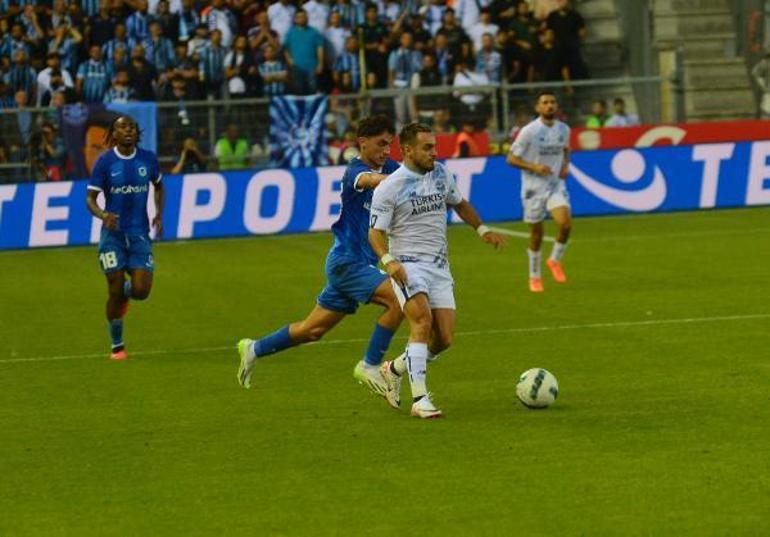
[369,123,506,418]
[506,90,572,293]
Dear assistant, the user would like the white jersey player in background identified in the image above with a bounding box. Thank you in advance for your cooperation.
[368,123,506,419]
[506,91,572,293]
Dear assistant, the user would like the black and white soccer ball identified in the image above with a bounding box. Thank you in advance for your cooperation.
[516,368,559,409]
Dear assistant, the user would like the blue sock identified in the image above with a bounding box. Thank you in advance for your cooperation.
[364,323,396,366]
[252,325,294,358]
[109,319,124,349]
[123,280,132,299]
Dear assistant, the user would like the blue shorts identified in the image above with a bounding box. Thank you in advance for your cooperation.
[317,254,387,314]
[97,229,154,274]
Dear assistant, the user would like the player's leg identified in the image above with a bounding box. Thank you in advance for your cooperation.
[546,192,572,283]
[524,192,547,293]
[105,271,129,360]
[124,234,155,302]
[401,293,441,418]
[429,308,456,355]
[128,269,153,300]
[237,303,347,388]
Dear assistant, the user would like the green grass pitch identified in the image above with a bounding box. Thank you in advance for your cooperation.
[1,208,769,536]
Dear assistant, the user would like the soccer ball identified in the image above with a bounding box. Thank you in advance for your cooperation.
[516,368,559,409]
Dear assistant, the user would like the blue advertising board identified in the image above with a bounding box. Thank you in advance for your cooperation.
[1,141,769,250]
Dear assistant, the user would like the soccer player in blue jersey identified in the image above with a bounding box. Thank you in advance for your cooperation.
[86,115,164,360]
[237,115,403,397]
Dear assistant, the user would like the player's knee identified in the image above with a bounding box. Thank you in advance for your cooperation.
[559,220,572,233]
[132,286,151,300]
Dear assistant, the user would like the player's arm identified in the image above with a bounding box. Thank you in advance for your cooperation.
[506,153,551,176]
[86,189,119,230]
[354,172,388,190]
[559,146,570,179]
[451,199,506,249]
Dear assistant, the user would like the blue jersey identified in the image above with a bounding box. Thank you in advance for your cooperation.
[88,147,161,235]
[329,157,400,266]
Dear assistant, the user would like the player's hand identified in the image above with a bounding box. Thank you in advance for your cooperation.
[152,215,163,239]
[481,231,507,249]
[559,167,569,180]
[385,260,408,287]
[102,212,119,230]
[532,164,552,176]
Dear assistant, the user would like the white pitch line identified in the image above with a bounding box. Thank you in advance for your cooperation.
[2,313,768,365]
[488,226,555,243]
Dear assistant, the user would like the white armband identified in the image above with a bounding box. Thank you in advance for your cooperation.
[380,253,396,266]
[476,225,490,237]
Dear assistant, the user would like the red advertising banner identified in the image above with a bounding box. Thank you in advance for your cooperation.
[571,120,770,151]
[388,131,491,160]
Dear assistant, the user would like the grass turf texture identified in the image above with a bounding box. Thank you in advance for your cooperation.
[1,208,769,536]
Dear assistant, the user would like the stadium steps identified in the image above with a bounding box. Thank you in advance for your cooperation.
[651,0,755,121]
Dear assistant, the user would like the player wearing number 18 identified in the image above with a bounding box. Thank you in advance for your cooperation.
[85,116,164,360]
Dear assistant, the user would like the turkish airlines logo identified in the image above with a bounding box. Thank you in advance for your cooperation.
[569,127,687,212]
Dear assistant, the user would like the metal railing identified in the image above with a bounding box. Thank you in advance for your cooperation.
[0,73,682,184]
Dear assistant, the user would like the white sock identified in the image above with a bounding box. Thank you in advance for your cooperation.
[527,249,542,278]
[406,342,428,399]
[550,241,567,262]
[362,361,379,373]
[392,352,408,375]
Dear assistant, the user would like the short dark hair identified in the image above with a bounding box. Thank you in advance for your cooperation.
[398,122,433,147]
[536,90,557,103]
[357,114,395,138]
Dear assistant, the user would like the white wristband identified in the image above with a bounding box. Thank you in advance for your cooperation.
[381,253,396,266]
[476,225,490,237]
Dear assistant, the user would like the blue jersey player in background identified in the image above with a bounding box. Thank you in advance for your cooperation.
[86,115,164,361]
[237,115,404,401]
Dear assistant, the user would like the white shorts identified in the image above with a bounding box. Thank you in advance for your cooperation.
[390,261,456,310]
[522,182,571,224]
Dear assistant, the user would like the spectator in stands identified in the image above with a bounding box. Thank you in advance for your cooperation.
[358,3,390,89]
[88,2,117,48]
[476,33,502,83]
[103,69,134,103]
[48,0,73,37]
[424,0,446,36]
[204,0,237,48]
[268,0,297,44]
[39,63,75,106]
[247,10,280,53]
[187,24,210,58]
[215,123,249,170]
[585,99,607,127]
[0,24,31,67]
[18,6,43,50]
[0,80,14,108]
[171,137,208,174]
[224,35,249,98]
[412,53,444,124]
[144,21,175,74]
[106,46,129,86]
[409,12,432,52]
[171,41,200,97]
[13,89,32,148]
[76,45,109,103]
[452,59,490,127]
[30,121,66,181]
[304,0,330,33]
[433,107,454,134]
[437,8,472,69]
[469,8,499,53]
[48,22,83,76]
[546,0,587,79]
[284,9,324,95]
[455,0,491,34]
[102,22,135,64]
[154,1,176,41]
[5,49,36,103]
[325,11,351,64]
[199,29,227,98]
[126,0,152,43]
[333,35,361,93]
[175,0,202,43]
[389,30,422,124]
[510,0,538,54]
[433,31,455,84]
[495,29,523,83]
[128,44,158,101]
[259,43,288,96]
[535,27,570,87]
[605,97,640,127]
[452,120,481,157]
[161,74,189,101]
[489,0,516,31]
[332,0,365,29]
[751,52,770,118]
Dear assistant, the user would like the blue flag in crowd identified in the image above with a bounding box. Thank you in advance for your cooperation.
[270,95,328,168]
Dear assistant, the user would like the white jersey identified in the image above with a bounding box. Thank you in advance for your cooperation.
[370,162,463,266]
[509,117,570,195]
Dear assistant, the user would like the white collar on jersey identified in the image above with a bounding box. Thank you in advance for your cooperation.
[113,147,137,160]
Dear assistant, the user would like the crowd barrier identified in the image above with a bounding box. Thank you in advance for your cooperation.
[2,140,769,250]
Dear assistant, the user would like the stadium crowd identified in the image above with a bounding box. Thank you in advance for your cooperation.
[0,0,591,176]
